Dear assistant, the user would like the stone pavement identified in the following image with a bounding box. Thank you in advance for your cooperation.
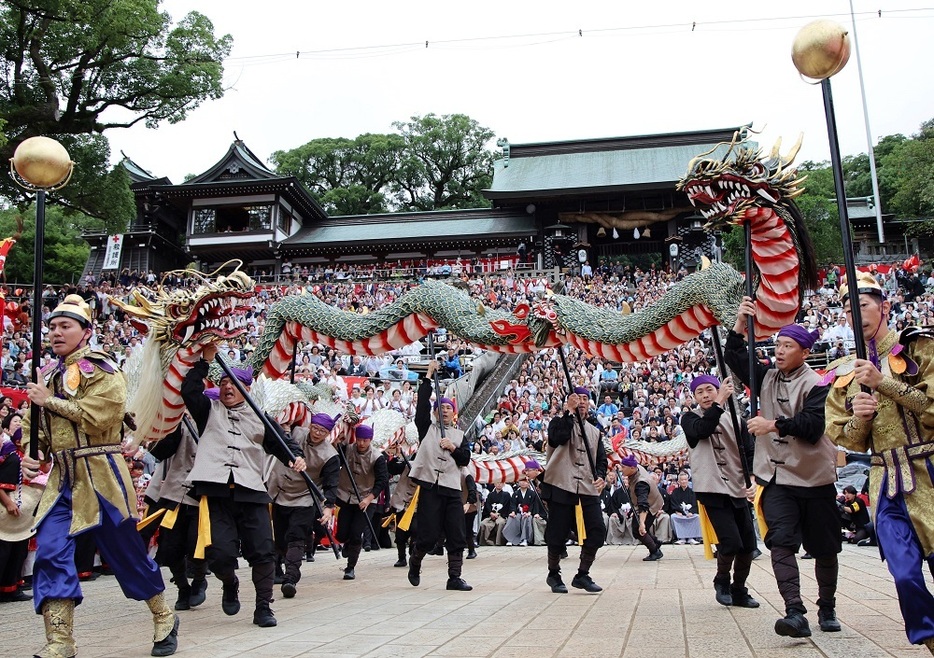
[3,542,928,658]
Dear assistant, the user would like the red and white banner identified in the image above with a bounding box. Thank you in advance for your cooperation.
[102,234,124,270]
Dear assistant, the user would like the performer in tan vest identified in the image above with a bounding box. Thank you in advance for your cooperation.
[726,298,840,639]
[182,343,305,629]
[541,387,607,594]
[406,360,472,591]
[681,374,759,609]
[618,455,664,561]
[335,423,388,581]
[267,412,339,597]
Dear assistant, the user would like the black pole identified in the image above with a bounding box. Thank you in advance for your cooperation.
[28,190,46,461]
[212,355,340,558]
[289,337,299,384]
[181,414,200,445]
[333,433,381,545]
[555,346,598,480]
[744,222,759,419]
[426,332,446,440]
[822,77,867,363]
[710,326,752,488]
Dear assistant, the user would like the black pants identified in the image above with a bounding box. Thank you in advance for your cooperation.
[761,483,841,557]
[412,486,466,553]
[335,500,370,548]
[0,538,27,591]
[699,494,757,556]
[545,496,604,552]
[204,497,275,575]
[273,505,317,548]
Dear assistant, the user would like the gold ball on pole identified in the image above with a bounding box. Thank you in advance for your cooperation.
[10,136,73,189]
[791,20,851,81]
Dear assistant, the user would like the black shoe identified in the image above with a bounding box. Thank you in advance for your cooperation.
[818,608,841,632]
[0,590,32,603]
[273,573,285,585]
[253,604,277,628]
[466,549,477,560]
[363,545,371,552]
[559,549,568,559]
[446,577,473,591]
[751,548,762,560]
[281,582,296,598]
[571,574,602,593]
[407,563,420,587]
[20,576,32,591]
[730,586,760,608]
[221,577,240,616]
[394,557,408,567]
[643,550,663,561]
[305,551,315,563]
[775,611,811,638]
[188,579,207,608]
[801,552,813,560]
[546,572,568,594]
[343,568,356,581]
[174,588,191,611]
[857,538,877,547]
[151,615,179,657]
[714,581,732,606]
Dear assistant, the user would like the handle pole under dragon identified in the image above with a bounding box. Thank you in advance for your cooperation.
[212,355,341,559]
[28,190,45,461]
[426,332,446,440]
[555,345,598,481]
[289,337,299,384]
[744,222,759,418]
[711,325,752,488]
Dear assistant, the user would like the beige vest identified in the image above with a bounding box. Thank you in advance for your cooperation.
[267,427,337,507]
[389,466,417,510]
[687,409,748,498]
[627,464,664,515]
[187,401,268,492]
[337,442,381,504]
[543,418,602,496]
[159,426,198,506]
[408,423,465,490]
[756,366,837,487]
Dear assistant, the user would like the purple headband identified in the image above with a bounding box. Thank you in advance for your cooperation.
[573,386,590,395]
[690,374,721,394]
[523,459,542,471]
[620,454,639,468]
[434,397,456,411]
[222,366,254,386]
[777,324,820,350]
[204,388,220,400]
[309,413,337,431]
[354,424,374,440]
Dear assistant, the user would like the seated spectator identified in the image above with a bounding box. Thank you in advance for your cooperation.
[602,469,636,545]
[669,472,702,544]
[838,485,871,544]
[503,477,545,546]
[596,395,619,428]
[478,483,511,546]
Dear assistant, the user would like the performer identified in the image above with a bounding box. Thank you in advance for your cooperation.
[726,298,840,638]
[181,343,306,629]
[541,387,607,594]
[147,418,209,611]
[406,360,473,591]
[618,455,664,561]
[385,443,417,567]
[267,412,339,597]
[462,469,479,558]
[335,423,388,581]
[19,294,179,657]
[680,374,759,608]
[825,272,934,653]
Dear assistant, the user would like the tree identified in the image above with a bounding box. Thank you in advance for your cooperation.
[391,114,495,211]
[270,134,404,215]
[0,206,93,285]
[0,0,232,232]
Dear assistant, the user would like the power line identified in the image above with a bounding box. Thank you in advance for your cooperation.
[225,7,934,65]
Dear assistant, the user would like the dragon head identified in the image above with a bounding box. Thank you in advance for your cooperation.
[111,261,254,346]
[677,132,806,229]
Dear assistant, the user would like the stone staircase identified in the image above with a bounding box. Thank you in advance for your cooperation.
[458,352,527,439]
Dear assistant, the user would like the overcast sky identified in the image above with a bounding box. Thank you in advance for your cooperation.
[105,1,934,186]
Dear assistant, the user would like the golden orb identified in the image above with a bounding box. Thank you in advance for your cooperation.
[792,20,850,81]
[10,136,73,188]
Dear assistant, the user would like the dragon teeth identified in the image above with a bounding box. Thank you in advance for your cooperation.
[757,188,778,203]
[183,325,195,343]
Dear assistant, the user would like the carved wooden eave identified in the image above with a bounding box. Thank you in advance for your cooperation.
[558,208,693,230]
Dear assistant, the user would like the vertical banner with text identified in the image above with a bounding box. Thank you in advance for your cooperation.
[102,234,124,270]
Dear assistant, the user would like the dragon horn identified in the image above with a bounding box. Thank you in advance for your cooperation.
[783,133,804,167]
[770,136,783,161]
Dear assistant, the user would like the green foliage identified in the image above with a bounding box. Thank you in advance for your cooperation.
[0,0,231,225]
[272,114,496,215]
[0,206,92,285]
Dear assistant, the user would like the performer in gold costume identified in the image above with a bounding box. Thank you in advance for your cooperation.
[825,272,934,653]
[20,295,178,658]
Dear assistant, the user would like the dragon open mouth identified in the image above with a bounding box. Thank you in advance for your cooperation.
[169,291,254,344]
[682,174,779,224]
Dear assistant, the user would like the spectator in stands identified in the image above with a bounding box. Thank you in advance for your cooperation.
[478,483,511,546]
[669,472,702,544]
